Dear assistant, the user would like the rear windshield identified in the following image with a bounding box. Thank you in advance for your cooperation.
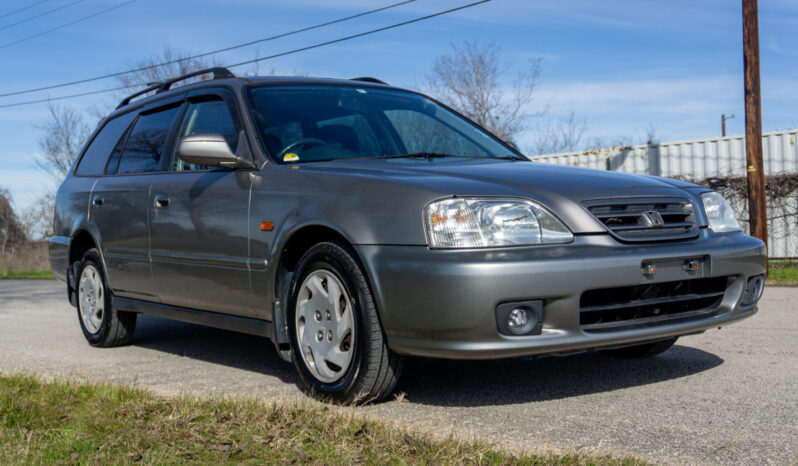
[246,84,517,163]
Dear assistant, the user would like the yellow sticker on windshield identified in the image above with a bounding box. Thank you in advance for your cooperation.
[283,153,300,162]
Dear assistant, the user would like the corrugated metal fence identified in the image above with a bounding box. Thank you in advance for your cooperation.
[529,129,798,258]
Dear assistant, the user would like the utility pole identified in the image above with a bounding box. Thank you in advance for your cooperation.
[721,113,734,137]
[742,0,768,249]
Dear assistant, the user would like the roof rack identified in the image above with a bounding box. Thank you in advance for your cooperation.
[116,67,235,109]
[351,77,388,85]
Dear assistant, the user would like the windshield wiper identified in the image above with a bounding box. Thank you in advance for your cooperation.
[382,152,527,161]
[374,152,463,160]
[332,152,526,162]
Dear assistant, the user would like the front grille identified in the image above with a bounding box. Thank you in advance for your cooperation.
[579,277,729,332]
[585,197,699,242]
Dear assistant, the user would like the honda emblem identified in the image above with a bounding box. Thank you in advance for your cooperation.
[640,211,665,227]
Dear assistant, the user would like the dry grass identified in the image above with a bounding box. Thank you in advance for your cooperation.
[0,374,647,465]
[0,241,49,276]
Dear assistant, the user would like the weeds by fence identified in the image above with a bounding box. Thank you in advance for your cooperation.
[0,242,49,274]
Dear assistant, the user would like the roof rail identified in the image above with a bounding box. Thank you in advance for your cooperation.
[351,76,388,85]
[116,67,235,109]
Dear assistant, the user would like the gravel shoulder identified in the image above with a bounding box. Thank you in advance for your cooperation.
[1,280,796,464]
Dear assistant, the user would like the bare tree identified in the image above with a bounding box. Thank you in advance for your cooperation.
[531,111,589,155]
[0,188,27,255]
[30,47,223,239]
[644,123,659,145]
[588,126,661,152]
[116,46,224,91]
[36,103,91,180]
[426,42,544,142]
[25,104,92,239]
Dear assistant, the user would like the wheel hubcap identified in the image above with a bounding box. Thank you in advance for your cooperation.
[295,270,355,383]
[78,265,104,334]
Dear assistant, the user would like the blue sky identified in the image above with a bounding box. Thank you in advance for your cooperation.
[1,0,796,212]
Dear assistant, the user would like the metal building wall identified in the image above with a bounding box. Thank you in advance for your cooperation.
[529,130,798,258]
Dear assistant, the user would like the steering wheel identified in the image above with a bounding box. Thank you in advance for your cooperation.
[277,138,327,159]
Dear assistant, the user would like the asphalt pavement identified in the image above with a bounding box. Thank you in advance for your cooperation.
[0,280,795,464]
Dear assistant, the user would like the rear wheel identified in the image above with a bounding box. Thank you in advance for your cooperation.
[76,249,137,347]
[288,241,403,403]
[599,337,678,358]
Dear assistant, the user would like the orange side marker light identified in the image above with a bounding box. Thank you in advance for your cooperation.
[260,221,274,231]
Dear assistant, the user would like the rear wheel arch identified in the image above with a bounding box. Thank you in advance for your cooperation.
[67,230,101,305]
[69,230,99,265]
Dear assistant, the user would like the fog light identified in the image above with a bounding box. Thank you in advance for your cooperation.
[496,301,544,336]
[741,274,765,307]
[507,308,533,334]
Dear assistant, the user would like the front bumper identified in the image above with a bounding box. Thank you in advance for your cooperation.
[356,230,766,359]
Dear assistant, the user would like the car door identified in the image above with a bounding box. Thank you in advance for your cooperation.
[91,100,183,301]
[148,88,255,317]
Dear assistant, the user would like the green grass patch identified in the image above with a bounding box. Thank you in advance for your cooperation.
[0,375,646,465]
[0,269,55,280]
[767,261,798,286]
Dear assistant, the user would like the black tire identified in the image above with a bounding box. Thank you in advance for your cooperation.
[599,337,678,358]
[287,241,403,404]
[76,248,137,347]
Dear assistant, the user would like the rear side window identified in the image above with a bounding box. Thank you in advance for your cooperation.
[116,106,180,175]
[74,112,135,176]
[104,121,134,175]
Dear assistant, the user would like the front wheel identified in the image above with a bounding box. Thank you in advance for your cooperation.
[599,337,678,358]
[288,241,403,403]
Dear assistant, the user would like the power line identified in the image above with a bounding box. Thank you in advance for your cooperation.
[0,0,136,51]
[0,84,134,109]
[0,0,87,32]
[0,0,490,110]
[226,1,488,70]
[0,0,50,20]
[0,0,416,99]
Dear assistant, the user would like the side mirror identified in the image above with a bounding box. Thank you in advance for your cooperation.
[178,134,255,169]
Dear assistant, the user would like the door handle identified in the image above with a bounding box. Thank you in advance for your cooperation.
[154,194,170,210]
[91,196,103,207]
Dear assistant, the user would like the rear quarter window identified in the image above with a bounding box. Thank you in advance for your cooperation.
[74,112,136,176]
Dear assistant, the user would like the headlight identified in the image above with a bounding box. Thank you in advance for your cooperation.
[701,192,741,233]
[424,198,573,248]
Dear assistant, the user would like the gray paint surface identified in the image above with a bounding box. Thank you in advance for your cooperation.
[1,280,795,465]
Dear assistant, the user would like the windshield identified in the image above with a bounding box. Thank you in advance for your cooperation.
[246,84,519,163]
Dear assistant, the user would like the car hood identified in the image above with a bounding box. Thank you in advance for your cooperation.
[300,158,702,234]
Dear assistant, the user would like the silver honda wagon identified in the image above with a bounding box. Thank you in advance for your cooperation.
[49,68,767,402]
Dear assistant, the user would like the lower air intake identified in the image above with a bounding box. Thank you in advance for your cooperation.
[579,277,729,332]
